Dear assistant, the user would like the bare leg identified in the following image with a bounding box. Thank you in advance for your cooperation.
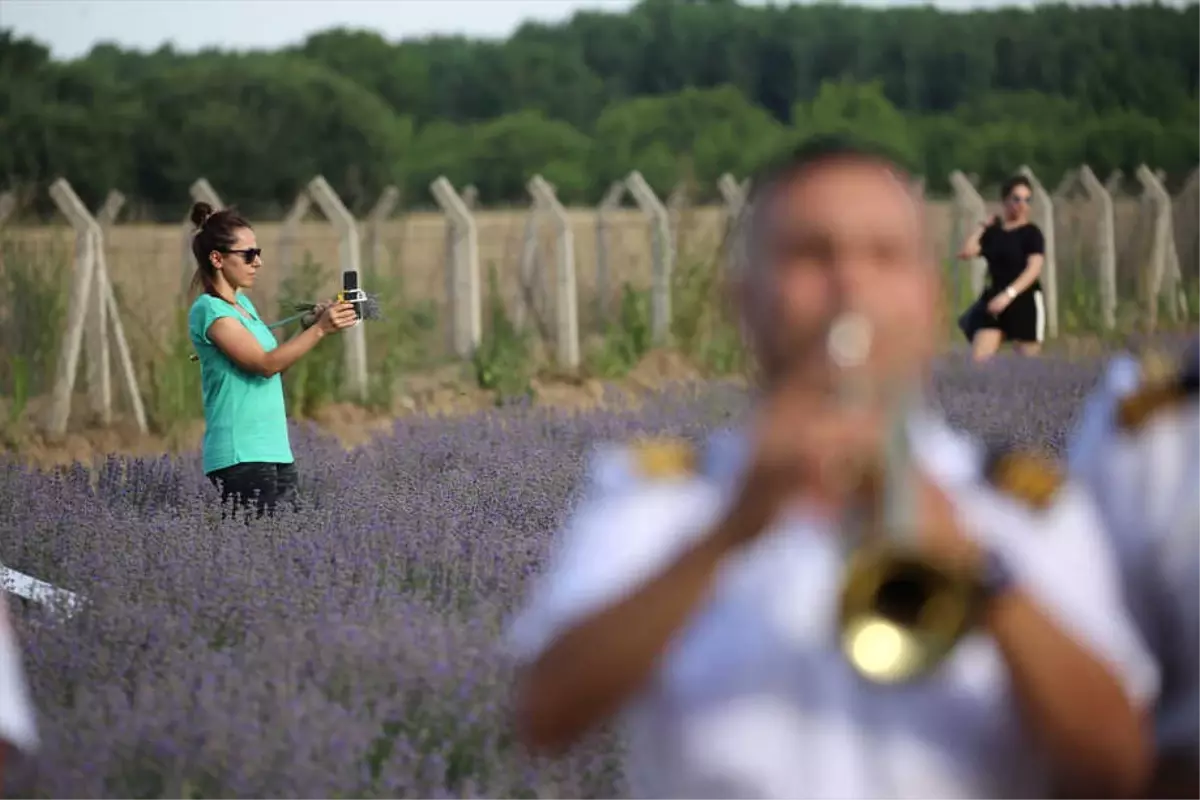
[1015,341,1042,357]
[972,328,1004,362]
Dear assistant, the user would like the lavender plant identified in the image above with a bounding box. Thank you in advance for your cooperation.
[0,349,1189,798]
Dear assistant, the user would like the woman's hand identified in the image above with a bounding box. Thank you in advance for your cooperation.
[299,300,331,331]
[987,292,1013,316]
[956,217,997,260]
[316,301,358,334]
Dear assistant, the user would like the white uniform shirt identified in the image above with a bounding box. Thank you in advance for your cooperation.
[0,596,38,757]
[508,410,1160,799]
[1068,352,1199,755]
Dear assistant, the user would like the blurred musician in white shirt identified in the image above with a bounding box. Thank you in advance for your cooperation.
[1068,340,1199,798]
[507,137,1157,798]
[0,594,37,792]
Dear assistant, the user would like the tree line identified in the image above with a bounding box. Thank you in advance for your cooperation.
[1,0,1197,220]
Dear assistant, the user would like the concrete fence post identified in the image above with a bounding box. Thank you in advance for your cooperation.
[595,181,626,325]
[96,190,125,229]
[306,176,368,401]
[431,177,481,358]
[278,191,312,285]
[92,188,147,434]
[949,170,989,299]
[365,185,401,279]
[1078,165,1117,330]
[625,171,673,345]
[49,179,108,428]
[717,173,750,276]
[530,175,579,370]
[1135,164,1184,327]
[0,193,15,229]
[46,179,145,437]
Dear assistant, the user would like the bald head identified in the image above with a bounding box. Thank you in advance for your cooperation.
[735,143,941,388]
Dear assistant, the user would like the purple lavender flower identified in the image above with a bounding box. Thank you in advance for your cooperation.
[0,349,1159,797]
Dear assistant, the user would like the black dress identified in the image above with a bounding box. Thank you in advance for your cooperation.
[962,222,1047,344]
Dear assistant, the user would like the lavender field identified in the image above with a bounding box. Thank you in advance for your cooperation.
[0,351,1178,798]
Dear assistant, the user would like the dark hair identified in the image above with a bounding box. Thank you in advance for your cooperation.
[189,201,253,297]
[1000,175,1033,200]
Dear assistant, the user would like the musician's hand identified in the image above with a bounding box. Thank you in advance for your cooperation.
[316,301,357,334]
[729,375,888,545]
[913,473,983,572]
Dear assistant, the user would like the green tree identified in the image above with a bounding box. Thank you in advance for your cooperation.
[591,85,785,198]
[129,55,413,215]
[0,1,1197,213]
[791,79,919,169]
[297,29,432,122]
[462,110,592,204]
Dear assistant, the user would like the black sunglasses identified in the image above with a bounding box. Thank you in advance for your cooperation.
[223,247,262,262]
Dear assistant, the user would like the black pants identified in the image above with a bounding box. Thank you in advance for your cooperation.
[208,462,299,518]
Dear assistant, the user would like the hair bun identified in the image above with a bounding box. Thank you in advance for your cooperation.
[189,201,214,228]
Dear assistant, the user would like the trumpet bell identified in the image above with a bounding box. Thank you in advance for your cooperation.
[838,540,982,684]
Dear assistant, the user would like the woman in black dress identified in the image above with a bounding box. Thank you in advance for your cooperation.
[956,175,1047,362]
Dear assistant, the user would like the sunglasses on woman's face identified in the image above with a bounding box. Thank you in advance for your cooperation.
[1007,194,1032,205]
[224,248,262,262]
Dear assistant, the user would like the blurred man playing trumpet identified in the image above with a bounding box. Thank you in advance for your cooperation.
[507,138,1156,798]
[1068,340,1199,799]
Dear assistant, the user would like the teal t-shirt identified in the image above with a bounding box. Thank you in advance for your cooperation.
[188,293,294,474]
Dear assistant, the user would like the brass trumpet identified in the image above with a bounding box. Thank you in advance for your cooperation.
[828,312,985,684]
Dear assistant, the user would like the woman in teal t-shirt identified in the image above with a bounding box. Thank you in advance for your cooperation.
[186,201,357,515]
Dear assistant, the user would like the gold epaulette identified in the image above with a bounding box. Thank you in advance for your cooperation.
[1138,347,1177,384]
[628,438,697,480]
[984,448,1064,510]
[1116,382,1190,431]
[1116,348,1199,432]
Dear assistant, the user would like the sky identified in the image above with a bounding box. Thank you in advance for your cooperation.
[1,0,1171,60]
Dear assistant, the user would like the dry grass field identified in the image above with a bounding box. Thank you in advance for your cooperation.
[5,195,1196,350]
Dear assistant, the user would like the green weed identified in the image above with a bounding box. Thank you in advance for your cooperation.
[143,304,204,434]
[472,264,534,404]
[361,255,440,412]
[585,282,653,378]
[0,236,68,413]
[276,253,344,417]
